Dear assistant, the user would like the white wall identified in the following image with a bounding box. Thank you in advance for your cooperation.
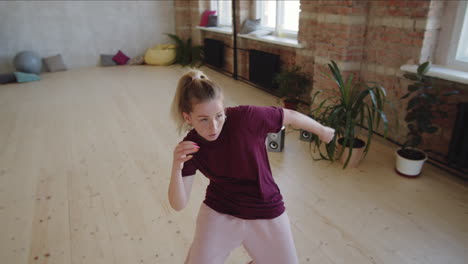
[0,0,175,73]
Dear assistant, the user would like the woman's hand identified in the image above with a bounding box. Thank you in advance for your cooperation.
[173,141,200,171]
[169,141,198,211]
[319,126,335,144]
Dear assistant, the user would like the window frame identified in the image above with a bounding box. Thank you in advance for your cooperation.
[255,0,299,39]
[210,0,232,27]
[436,0,468,72]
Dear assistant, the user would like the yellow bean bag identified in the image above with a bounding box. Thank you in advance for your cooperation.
[144,44,176,65]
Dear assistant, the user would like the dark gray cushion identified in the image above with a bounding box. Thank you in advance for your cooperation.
[240,19,260,34]
[43,54,67,72]
[0,73,17,84]
[207,15,218,27]
[100,54,117,66]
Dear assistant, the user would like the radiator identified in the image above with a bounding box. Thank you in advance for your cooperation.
[249,49,280,91]
[448,102,468,168]
[204,38,224,69]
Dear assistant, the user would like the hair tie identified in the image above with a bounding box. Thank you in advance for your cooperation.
[191,72,205,81]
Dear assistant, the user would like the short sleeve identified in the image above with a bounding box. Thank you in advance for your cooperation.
[242,105,284,135]
[181,132,197,177]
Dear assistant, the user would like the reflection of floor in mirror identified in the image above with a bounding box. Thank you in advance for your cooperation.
[0,65,467,264]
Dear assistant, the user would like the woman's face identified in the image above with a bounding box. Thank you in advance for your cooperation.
[183,98,226,141]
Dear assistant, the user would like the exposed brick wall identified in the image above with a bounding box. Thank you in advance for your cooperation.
[299,0,369,111]
[174,0,191,40]
[174,0,466,161]
[359,0,466,163]
[362,0,432,140]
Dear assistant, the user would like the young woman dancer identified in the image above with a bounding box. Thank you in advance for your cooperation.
[168,70,335,264]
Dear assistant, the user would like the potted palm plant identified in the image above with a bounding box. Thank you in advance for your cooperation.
[396,62,459,177]
[310,60,390,169]
[166,33,204,67]
[273,65,311,110]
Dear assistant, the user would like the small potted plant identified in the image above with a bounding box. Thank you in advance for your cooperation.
[273,65,311,110]
[310,60,390,169]
[166,33,204,67]
[396,62,459,177]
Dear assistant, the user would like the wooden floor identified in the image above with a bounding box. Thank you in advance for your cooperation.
[0,65,467,264]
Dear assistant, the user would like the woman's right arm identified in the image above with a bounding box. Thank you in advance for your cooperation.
[168,141,199,211]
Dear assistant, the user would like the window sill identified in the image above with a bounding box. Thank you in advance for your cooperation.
[400,64,468,85]
[196,26,303,48]
[196,26,232,35]
[237,34,303,49]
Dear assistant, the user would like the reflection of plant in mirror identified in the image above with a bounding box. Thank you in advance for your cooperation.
[310,60,392,168]
[166,33,203,67]
[400,62,458,156]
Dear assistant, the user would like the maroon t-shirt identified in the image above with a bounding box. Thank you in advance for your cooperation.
[181,105,285,219]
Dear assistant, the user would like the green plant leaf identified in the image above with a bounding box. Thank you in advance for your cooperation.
[377,83,387,97]
[374,107,389,137]
[165,34,204,67]
[405,112,417,122]
[407,97,419,110]
[417,118,430,132]
[408,84,419,92]
[368,82,388,97]
[438,111,448,118]
[310,90,323,105]
[368,89,378,109]
[401,93,411,99]
[190,44,204,67]
[442,91,459,96]
[426,126,438,134]
[328,61,345,97]
[404,73,418,81]
[410,135,422,147]
[345,73,354,92]
[310,60,390,168]
[166,33,184,64]
[313,100,327,114]
[417,61,430,75]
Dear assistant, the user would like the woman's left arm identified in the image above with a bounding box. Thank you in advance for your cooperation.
[283,108,335,144]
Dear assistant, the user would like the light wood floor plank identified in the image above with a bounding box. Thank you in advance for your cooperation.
[0,65,466,264]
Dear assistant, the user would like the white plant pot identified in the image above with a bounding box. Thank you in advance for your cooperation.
[338,138,366,168]
[395,148,427,177]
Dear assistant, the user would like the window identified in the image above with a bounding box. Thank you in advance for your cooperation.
[256,0,300,38]
[451,1,468,70]
[211,0,232,27]
[436,1,468,71]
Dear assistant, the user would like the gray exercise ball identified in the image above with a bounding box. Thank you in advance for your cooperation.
[14,51,42,74]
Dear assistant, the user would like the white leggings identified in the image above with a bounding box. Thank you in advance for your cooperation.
[185,203,299,264]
